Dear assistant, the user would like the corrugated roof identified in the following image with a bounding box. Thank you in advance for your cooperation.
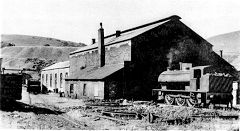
[42,61,69,71]
[158,70,191,82]
[70,15,181,55]
[67,64,124,80]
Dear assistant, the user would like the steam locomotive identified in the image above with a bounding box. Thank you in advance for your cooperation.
[152,63,234,108]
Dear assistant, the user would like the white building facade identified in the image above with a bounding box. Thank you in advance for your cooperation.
[41,61,69,94]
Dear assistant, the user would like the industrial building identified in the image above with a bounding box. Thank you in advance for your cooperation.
[41,61,69,94]
[64,15,237,100]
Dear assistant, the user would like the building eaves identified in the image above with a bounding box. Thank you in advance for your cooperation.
[42,61,70,71]
[66,63,124,80]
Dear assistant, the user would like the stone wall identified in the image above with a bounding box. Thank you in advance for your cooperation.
[65,81,104,99]
[69,42,131,78]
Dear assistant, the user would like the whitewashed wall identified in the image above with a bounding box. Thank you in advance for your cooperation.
[41,67,69,93]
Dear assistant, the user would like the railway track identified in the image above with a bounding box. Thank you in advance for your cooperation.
[28,93,88,129]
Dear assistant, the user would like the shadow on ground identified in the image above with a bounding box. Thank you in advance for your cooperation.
[0,100,63,115]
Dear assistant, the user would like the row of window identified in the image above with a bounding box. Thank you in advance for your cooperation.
[42,72,68,88]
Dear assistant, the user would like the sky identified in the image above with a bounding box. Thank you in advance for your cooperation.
[1,0,240,45]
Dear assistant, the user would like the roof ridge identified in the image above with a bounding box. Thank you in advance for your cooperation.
[105,15,181,38]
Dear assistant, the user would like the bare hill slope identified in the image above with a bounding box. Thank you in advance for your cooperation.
[1,46,81,79]
[1,34,85,47]
[207,30,240,53]
[0,34,86,79]
[207,30,240,69]
[1,46,80,61]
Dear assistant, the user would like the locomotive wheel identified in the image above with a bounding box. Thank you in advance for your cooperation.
[176,97,186,106]
[165,94,174,105]
[186,98,198,107]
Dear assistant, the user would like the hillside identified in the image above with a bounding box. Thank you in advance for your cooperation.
[0,34,86,79]
[207,30,240,70]
[208,30,240,53]
[1,46,82,79]
[1,34,85,47]
[1,46,81,79]
[1,46,80,61]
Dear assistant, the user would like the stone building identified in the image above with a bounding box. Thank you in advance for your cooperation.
[65,15,236,100]
[41,61,69,93]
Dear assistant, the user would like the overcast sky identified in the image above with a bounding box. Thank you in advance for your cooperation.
[1,0,240,45]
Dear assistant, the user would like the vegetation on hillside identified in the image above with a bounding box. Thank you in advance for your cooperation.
[1,41,15,48]
[1,34,86,47]
[1,34,86,80]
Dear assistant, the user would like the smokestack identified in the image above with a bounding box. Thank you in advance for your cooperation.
[116,30,121,37]
[98,23,105,67]
[220,50,223,58]
[167,50,173,70]
[92,38,96,44]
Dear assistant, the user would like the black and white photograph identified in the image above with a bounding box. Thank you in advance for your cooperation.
[0,0,240,130]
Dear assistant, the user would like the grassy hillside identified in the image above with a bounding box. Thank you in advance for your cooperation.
[1,46,80,61]
[0,34,86,79]
[207,30,240,70]
[1,46,81,79]
[1,34,85,47]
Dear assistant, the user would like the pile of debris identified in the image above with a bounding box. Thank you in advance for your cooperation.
[73,99,240,125]
[128,104,239,124]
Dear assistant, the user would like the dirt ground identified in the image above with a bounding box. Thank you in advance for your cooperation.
[0,87,240,130]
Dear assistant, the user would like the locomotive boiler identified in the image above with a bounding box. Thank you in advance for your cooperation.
[152,63,234,108]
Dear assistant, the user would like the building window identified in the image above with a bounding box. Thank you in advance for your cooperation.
[70,84,74,93]
[83,83,87,96]
[55,73,57,88]
[50,74,52,87]
[60,73,63,88]
[46,74,48,86]
[42,74,44,83]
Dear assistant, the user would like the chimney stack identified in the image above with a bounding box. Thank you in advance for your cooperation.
[98,23,105,67]
[92,38,96,44]
[116,30,121,37]
[220,50,223,58]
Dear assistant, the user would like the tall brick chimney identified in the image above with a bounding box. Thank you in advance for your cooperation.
[98,23,105,67]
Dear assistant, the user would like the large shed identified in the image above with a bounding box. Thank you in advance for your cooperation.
[65,15,236,100]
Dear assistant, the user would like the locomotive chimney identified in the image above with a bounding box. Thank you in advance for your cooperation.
[92,38,96,44]
[116,30,121,37]
[167,50,173,70]
[98,23,105,67]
